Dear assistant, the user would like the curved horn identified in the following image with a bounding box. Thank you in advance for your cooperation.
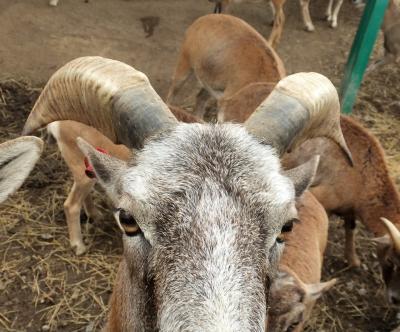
[380,217,400,254]
[22,56,178,149]
[0,136,43,204]
[244,72,353,165]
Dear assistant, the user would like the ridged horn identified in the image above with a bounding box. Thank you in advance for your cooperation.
[22,56,178,149]
[380,217,400,254]
[244,72,353,165]
[0,136,43,204]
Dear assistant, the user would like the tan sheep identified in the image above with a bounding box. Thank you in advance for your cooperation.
[167,14,285,121]
[47,106,202,255]
[268,191,336,332]
[282,115,400,305]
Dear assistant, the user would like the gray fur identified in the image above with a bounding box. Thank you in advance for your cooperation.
[83,123,310,331]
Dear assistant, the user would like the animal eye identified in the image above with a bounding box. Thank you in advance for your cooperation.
[116,209,141,236]
[281,218,299,233]
[276,235,285,244]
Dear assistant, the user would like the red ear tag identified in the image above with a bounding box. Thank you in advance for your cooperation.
[95,147,109,155]
[84,147,110,179]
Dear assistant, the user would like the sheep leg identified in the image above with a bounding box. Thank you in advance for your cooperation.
[83,193,102,222]
[344,215,361,267]
[166,50,193,106]
[325,0,333,21]
[329,0,343,28]
[193,88,212,120]
[215,0,231,13]
[300,0,315,32]
[64,180,95,255]
[269,0,276,26]
[269,0,286,47]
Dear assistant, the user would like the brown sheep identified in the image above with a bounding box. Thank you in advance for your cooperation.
[282,115,400,305]
[378,0,400,68]
[267,191,336,332]
[47,106,202,255]
[209,0,345,46]
[166,14,285,121]
[209,0,287,47]
[357,0,400,72]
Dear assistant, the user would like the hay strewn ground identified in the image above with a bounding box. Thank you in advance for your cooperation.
[0,80,120,331]
[0,61,399,331]
[308,63,400,332]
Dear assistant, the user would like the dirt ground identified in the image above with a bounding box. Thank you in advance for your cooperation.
[0,0,399,331]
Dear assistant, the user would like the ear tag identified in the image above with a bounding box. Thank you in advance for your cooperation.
[84,147,109,179]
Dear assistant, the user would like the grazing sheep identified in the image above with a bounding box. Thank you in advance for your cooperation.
[282,115,400,304]
[210,0,345,47]
[209,0,285,47]
[368,0,400,71]
[47,121,132,255]
[167,14,285,121]
[267,191,337,332]
[47,106,202,255]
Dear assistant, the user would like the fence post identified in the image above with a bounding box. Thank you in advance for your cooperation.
[339,0,389,114]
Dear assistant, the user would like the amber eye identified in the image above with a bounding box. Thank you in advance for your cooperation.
[116,209,141,236]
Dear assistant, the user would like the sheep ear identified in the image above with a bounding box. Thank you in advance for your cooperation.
[305,278,337,301]
[76,137,127,191]
[284,155,319,197]
[0,136,43,204]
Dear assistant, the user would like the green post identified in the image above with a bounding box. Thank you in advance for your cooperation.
[339,0,389,114]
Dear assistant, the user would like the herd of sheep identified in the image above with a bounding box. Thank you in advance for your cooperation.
[1,0,400,331]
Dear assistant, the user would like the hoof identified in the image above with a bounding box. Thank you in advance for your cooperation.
[330,21,338,29]
[72,243,87,256]
[326,15,333,22]
[49,0,59,6]
[305,25,315,32]
[347,257,361,268]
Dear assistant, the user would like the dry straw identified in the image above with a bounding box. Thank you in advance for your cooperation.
[0,65,399,331]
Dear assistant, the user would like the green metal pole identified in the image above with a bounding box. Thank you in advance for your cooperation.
[339,0,389,114]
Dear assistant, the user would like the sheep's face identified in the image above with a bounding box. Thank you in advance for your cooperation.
[80,123,317,331]
[267,270,306,332]
[376,237,400,305]
[267,269,336,332]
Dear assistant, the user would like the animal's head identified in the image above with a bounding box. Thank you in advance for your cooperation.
[218,82,276,123]
[374,218,400,305]
[0,136,43,204]
[267,267,336,332]
[22,57,352,331]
